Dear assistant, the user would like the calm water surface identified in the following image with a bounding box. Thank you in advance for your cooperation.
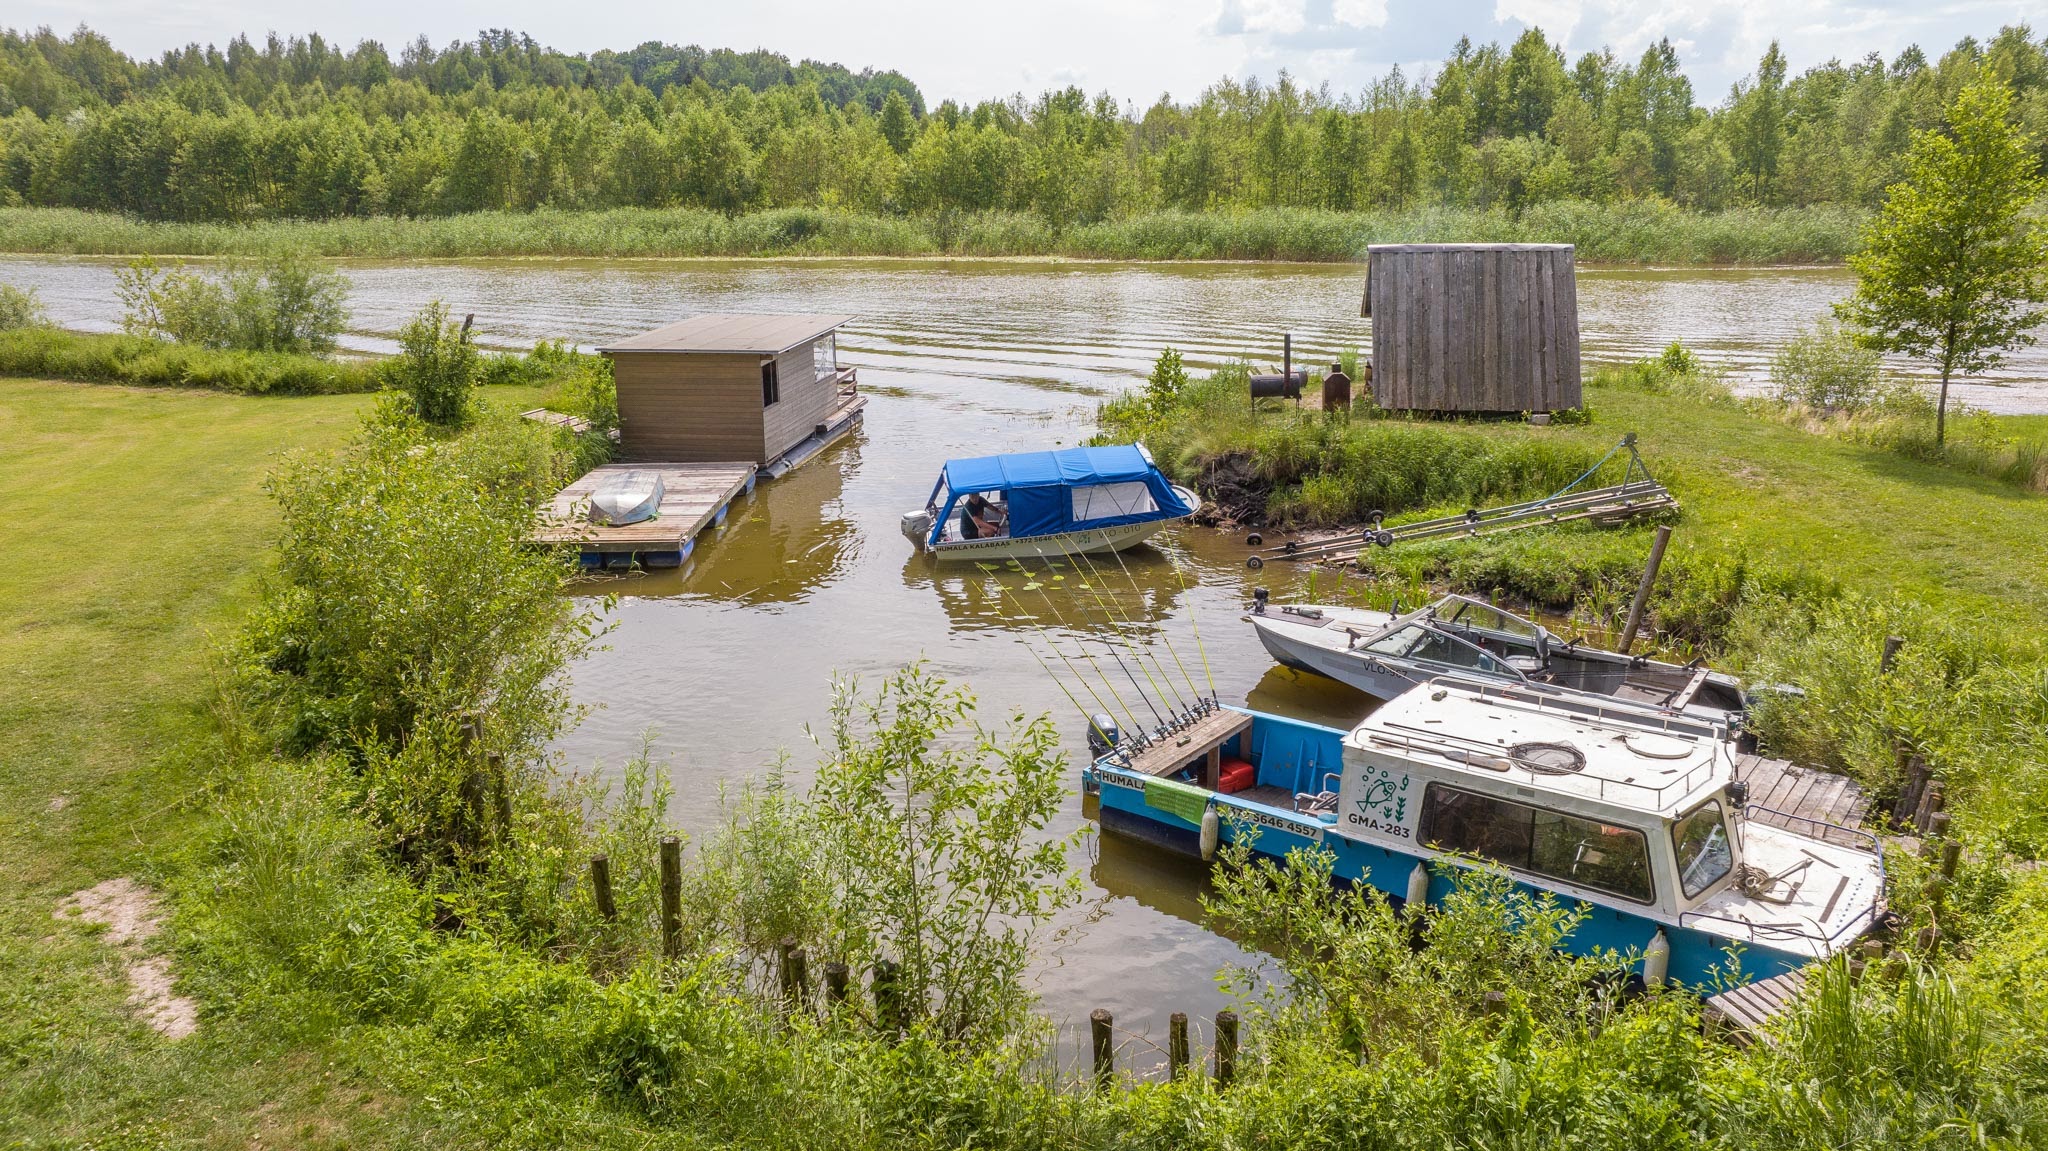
[9,256,2045,1061]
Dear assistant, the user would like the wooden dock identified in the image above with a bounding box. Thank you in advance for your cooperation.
[535,462,756,568]
[1703,967,1808,1046]
[1736,754,1870,846]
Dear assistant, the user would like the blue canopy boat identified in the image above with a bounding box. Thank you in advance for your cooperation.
[900,444,1198,560]
[1083,677,1885,987]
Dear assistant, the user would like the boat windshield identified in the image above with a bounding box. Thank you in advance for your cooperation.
[1434,596,1547,644]
[1672,799,1735,898]
[1361,623,1518,678]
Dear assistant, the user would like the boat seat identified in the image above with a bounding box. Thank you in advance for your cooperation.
[1507,655,1546,675]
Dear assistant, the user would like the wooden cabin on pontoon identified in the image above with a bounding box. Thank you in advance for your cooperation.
[599,312,865,477]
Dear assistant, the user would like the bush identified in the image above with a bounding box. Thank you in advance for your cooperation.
[114,254,349,354]
[1771,321,1885,412]
[0,326,379,394]
[383,300,480,426]
[0,282,47,330]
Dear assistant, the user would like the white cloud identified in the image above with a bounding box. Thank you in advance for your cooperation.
[1333,0,1391,30]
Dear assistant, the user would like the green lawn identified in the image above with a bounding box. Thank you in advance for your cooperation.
[0,378,544,1147]
[1571,388,2048,616]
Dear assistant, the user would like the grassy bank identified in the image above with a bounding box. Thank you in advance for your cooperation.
[0,202,1868,264]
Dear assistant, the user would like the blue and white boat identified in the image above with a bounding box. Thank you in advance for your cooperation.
[900,444,1198,561]
[1083,677,1885,986]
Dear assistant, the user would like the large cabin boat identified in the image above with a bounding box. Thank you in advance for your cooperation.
[1084,678,1883,985]
[900,444,1197,561]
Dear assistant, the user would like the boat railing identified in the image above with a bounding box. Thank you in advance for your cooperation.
[1415,672,1732,740]
[1741,803,1886,854]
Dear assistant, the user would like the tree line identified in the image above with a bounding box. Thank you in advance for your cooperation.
[0,23,2044,223]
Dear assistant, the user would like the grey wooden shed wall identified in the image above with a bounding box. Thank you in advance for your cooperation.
[1362,244,1582,413]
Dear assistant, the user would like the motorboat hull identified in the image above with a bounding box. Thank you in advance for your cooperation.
[1249,602,1746,727]
[907,484,1198,561]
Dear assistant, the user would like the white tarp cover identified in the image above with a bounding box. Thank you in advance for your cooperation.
[1070,480,1158,523]
[588,471,665,525]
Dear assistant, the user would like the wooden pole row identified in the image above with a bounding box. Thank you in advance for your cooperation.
[1086,1009,1239,1089]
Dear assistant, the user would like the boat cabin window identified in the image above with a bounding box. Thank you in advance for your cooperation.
[1071,481,1158,522]
[813,334,837,381]
[1419,784,1654,903]
[1672,800,1734,898]
[762,360,781,407]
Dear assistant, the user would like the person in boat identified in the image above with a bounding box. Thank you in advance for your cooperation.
[961,492,1006,540]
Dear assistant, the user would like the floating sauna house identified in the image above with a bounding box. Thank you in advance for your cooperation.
[1361,243,1582,414]
[599,313,865,475]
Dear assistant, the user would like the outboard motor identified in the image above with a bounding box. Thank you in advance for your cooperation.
[1251,587,1270,615]
[1086,713,1120,758]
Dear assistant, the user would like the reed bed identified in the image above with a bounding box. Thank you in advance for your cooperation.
[0,202,1868,264]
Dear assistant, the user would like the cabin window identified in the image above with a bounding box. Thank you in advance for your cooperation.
[1070,481,1158,523]
[1419,784,1654,903]
[762,360,780,407]
[1672,800,1734,898]
[1360,624,1507,674]
[814,334,837,381]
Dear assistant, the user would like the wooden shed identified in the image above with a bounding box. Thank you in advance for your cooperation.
[1362,243,1581,413]
[599,313,864,472]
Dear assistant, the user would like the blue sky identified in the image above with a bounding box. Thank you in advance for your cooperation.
[11,0,2040,108]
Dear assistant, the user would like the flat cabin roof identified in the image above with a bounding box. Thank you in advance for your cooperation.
[597,313,854,356]
[1349,681,1728,818]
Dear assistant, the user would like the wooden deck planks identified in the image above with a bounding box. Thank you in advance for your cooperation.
[1704,968,1809,1046]
[1737,753,1871,845]
[1123,711,1254,779]
[534,462,757,555]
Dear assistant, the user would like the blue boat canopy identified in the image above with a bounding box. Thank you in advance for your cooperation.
[932,444,1192,543]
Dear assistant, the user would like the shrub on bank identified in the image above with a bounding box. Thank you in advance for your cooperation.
[0,326,380,394]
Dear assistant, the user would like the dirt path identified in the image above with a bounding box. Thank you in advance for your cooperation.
[56,877,198,1039]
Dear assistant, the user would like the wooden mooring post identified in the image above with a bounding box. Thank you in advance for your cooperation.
[658,835,682,961]
[873,959,904,1039]
[589,854,617,921]
[1090,1009,1115,1088]
[1618,524,1672,654]
[1214,1010,1239,1087]
[1167,1012,1190,1080]
[1880,635,1905,674]
[778,937,810,1008]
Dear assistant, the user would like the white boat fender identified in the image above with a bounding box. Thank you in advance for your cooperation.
[1199,806,1221,860]
[1643,929,1671,989]
[1406,862,1431,911]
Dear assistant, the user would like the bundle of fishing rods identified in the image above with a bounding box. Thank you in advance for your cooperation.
[971,534,1223,764]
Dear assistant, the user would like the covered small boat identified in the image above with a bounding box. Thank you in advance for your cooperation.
[586,469,665,526]
[1083,678,1884,985]
[1248,593,1747,727]
[900,444,1197,560]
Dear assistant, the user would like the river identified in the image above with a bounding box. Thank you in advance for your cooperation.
[7,256,2045,1066]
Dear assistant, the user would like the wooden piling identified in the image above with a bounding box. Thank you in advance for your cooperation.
[1880,635,1905,674]
[873,960,904,1038]
[1090,1009,1114,1088]
[1214,1010,1238,1088]
[1939,839,1962,880]
[777,937,798,1002]
[1914,783,1945,835]
[658,835,682,961]
[589,854,618,921]
[1618,524,1672,655]
[1168,1012,1190,1080]
[823,961,851,1007]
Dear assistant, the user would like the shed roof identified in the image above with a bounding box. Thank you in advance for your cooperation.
[598,313,853,355]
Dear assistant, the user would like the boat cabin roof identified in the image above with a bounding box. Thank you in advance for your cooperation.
[941,444,1161,493]
[597,312,853,355]
[1349,679,1729,818]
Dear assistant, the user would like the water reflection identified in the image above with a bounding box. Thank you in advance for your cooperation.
[902,547,1190,636]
